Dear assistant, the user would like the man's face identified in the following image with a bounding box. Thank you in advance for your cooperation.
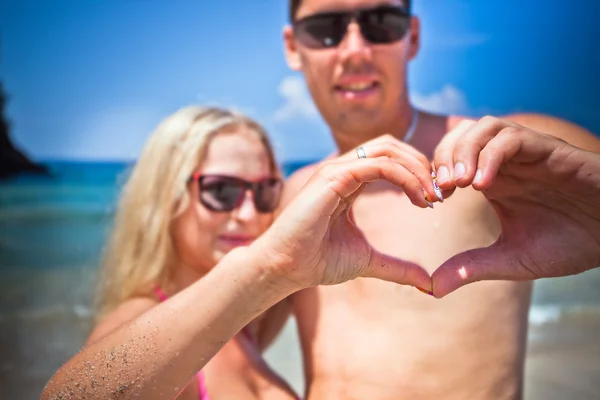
[284,0,419,133]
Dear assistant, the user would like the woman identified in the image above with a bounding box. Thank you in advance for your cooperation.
[42,107,439,400]
[52,106,298,399]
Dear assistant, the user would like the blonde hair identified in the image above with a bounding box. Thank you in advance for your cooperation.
[95,106,279,322]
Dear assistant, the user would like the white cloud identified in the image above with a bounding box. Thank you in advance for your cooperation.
[273,75,319,123]
[74,106,161,160]
[410,85,470,115]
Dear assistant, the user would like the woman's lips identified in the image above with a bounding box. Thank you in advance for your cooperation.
[218,235,255,247]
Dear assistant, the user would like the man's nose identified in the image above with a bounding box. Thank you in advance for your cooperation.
[338,22,372,63]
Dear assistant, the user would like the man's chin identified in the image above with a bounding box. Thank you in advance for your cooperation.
[334,109,382,129]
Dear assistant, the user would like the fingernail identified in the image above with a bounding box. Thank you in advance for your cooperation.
[473,169,483,185]
[424,192,434,208]
[416,287,434,296]
[437,166,449,184]
[431,171,444,202]
[454,162,466,180]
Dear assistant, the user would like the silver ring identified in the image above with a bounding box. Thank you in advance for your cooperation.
[356,146,367,159]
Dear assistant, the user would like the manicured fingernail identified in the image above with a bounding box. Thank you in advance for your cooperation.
[416,287,434,296]
[454,162,466,180]
[431,171,444,202]
[424,192,434,208]
[437,166,449,183]
[473,169,483,185]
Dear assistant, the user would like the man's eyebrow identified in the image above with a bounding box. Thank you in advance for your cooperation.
[296,2,406,18]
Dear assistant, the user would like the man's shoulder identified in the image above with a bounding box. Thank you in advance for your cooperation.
[278,156,334,210]
[282,162,320,204]
[447,112,600,152]
[503,112,599,149]
[284,153,338,191]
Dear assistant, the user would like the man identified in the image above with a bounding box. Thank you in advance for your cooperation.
[280,0,600,399]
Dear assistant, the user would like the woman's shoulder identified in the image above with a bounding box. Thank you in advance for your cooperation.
[87,296,159,345]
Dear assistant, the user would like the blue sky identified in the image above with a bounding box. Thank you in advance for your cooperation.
[1,0,599,162]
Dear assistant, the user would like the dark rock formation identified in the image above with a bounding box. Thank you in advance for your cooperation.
[0,82,49,179]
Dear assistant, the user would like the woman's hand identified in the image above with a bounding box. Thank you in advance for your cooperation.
[254,136,440,292]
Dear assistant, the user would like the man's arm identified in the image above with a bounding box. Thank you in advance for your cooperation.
[506,113,600,152]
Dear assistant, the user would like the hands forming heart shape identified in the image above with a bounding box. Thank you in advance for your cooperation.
[258,116,600,298]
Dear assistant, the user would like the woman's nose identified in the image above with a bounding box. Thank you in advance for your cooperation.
[233,190,258,222]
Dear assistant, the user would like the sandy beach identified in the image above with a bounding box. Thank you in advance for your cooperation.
[1,266,600,400]
[524,317,600,399]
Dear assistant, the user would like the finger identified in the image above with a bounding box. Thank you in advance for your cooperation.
[343,142,442,203]
[348,205,357,225]
[330,186,365,221]
[451,116,519,188]
[363,143,442,202]
[433,119,476,188]
[339,137,432,175]
[335,134,444,203]
[362,141,432,172]
[341,133,428,164]
[374,134,433,166]
[320,157,435,209]
[431,244,538,298]
[430,159,457,200]
[363,249,432,289]
[282,156,432,228]
[472,127,560,190]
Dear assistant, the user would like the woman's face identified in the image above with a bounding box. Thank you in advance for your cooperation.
[171,126,277,278]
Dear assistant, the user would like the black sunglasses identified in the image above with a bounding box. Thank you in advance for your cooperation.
[189,174,283,213]
[293,5,412,49]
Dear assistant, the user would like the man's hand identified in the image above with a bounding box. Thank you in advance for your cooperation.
[431,116,600,297]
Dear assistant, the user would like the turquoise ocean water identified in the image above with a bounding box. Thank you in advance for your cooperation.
[0,161,306,269]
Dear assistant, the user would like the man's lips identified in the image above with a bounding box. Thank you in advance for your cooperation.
[334,75,380,99]
[334,81,380,100]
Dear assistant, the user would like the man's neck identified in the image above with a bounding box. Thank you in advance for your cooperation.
[332,102,418,154]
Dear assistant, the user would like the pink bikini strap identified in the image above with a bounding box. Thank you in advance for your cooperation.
[154,285,211,400]
[197,370,210,400]
[153,285,168,302]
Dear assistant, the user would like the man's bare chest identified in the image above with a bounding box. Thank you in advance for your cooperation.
[350,186,499,268]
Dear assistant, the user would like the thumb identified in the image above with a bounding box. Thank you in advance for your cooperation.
[431,243,533,298]
[362,250,432,290]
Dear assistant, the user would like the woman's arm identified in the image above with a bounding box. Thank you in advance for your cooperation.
[42,144,437,400]
[41,247,295,400]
